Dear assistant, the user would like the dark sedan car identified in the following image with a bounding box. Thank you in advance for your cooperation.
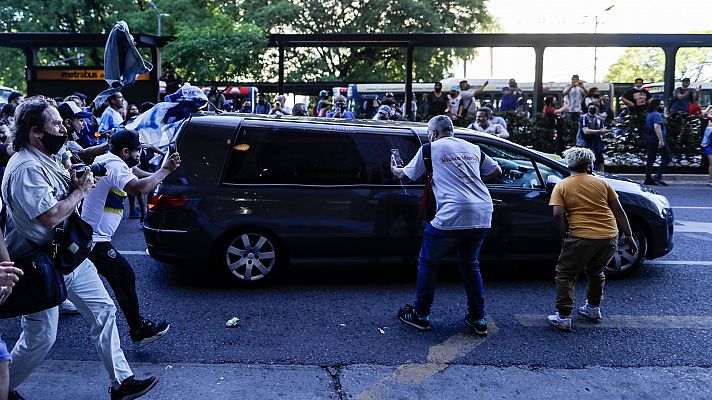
[143,114,674,285]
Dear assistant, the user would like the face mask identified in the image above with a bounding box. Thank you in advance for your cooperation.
[588,109,597,115]
[434,87,441,93]
[634,85,643,90]
[658,106,665,113]
[40,130,67,155]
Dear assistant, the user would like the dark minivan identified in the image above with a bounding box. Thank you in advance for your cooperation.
[143,114,674,285]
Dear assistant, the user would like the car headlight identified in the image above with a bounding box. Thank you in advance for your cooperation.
[642,192,670,216]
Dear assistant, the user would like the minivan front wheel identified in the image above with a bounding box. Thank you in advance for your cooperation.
[222,230,282,284]
[605,223,647,278]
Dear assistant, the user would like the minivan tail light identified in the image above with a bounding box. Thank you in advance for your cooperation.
[148,194,189,211]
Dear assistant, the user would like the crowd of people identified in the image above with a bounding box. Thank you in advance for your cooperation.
[0,91,182,399]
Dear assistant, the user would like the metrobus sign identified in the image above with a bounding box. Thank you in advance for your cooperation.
[35,69,150,81]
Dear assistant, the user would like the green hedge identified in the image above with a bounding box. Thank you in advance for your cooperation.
[449,111,707,170]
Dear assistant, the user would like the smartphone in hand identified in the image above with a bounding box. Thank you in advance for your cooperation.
[391,149,404,167]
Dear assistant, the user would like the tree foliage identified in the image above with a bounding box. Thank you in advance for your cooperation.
[231,0,494,82]
[605,45,712,83]
[164,14,267,82]
[0,0,494,90]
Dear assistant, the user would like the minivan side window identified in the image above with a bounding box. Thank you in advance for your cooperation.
[223,126,420,185]
[476,142,543,188]
[352,131,422,185]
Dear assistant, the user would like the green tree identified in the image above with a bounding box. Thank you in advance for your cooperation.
[605,45,712,83]
[0,0,213,90]
[164,14,268,82]
[231,0,494,82]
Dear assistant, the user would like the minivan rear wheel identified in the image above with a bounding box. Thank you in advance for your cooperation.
[605,223,647,278]
[222,230,283,284]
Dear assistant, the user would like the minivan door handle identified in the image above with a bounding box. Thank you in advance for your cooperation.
[492,198,503,205]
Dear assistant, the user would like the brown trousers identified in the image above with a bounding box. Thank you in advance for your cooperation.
[555,235,618,316]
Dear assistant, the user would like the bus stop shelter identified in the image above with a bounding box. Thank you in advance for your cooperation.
[0,32,170,104]
[270,33,712,117]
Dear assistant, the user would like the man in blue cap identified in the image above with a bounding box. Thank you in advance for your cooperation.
[315,90,331,116]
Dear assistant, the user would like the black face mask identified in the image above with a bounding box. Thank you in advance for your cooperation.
[658,106,665,113]
[40,130,67,155]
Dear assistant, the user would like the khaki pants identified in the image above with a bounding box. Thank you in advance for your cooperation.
[555,235,618,316]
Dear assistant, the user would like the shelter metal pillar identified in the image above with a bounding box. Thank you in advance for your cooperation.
[278,45,285,94]
[663,47,678,105]
[533,46,545,118]
[405,44,414,120]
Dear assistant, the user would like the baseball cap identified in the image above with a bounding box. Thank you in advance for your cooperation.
[319,90,329,97]
[450,85,459,91]
[110,129,146,151]
[72,92,87,101]
[58,101,92,119]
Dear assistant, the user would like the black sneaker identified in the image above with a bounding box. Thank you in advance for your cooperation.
[110,375,159,400]
[465,315,488,336]
[130,319,170,348]
[398,304,430,331]
[643,179,658,186]
[8,390,25,400]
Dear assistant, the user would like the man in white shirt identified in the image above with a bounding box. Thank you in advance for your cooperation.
[467,109,510,139]
[82,129,181,349]
[98,92,125,132]
[391,115,501,335]
[562,74,586,121]
[446,86,463,121]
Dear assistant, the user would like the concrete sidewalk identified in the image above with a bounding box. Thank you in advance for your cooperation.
[614,173,709,184]
[14,360,712,399]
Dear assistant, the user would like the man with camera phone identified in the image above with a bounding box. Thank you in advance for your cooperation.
[2,98,159,400]
[81,129,181,350]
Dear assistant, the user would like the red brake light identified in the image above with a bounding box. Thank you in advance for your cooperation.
[148,194,189,211]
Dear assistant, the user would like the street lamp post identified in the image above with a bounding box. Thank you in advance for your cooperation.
[148,1,170,36]
[593,4,615,82]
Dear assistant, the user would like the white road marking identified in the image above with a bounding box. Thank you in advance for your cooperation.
[674,206,712,210]
[674,220,712,234]
[516,314,712,329]
[118,250,150,256]
[647,260,712,266]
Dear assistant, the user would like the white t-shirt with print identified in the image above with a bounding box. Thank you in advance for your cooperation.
[81,152,137,242]
[402,137,499,230]
[447,94,462,117]
[564,85,585,113]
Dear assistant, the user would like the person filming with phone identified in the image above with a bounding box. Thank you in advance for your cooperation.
[326,95,355,119]
[390,115,501,335]
[268,94,292,116]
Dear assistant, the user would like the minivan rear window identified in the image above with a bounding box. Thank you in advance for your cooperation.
[223,125,420,185]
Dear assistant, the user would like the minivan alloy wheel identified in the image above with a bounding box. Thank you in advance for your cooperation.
[605,223,647,278]
[225,232,277,281]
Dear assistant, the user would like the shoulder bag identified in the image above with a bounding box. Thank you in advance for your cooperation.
[419,143,436,221]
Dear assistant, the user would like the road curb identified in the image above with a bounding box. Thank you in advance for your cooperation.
[13,360,712,399]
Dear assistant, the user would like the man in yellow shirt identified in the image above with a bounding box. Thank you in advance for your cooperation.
[547,148,638,331]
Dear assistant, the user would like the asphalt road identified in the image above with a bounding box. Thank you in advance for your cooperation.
[1,184,710,399]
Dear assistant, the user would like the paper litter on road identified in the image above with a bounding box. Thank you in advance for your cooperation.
[226,317,240,327]
[378,327,385,334]
[339,323,346,327]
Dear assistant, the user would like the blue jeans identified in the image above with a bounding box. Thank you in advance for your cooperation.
[414,223,489,319]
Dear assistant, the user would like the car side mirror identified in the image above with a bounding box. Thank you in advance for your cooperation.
[546,175,562,193]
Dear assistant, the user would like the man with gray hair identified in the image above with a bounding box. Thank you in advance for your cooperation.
[547,147,637,331]
[2,97,159,400]
[391,115,502,335]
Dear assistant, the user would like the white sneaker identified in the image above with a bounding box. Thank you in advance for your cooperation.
[547,312,572,331]
[59,299,79,315]
[578,301,602,320]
